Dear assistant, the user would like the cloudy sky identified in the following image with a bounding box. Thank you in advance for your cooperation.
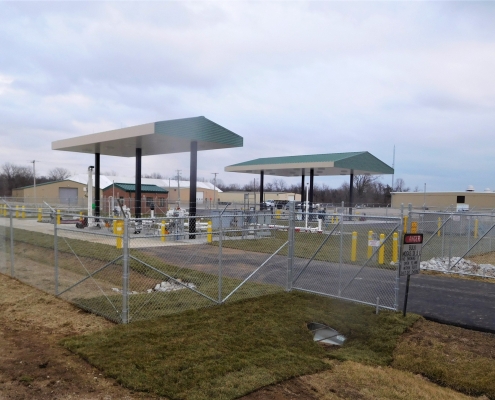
[1,1,494,193]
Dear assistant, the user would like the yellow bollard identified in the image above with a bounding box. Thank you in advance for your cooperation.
[351,231,357,262]
[275,209,281,219]
[378,233,385,264]
[15,205,19,218]
[116,220,123,249]
[392,232,398,263]
[161,220,166,242]
[474,219,479,239]
[367,230,373,258]
[403,215,408,234]
[437,217,441,237]
[411,221,418,234]
[56,210,61,225]
[207,221,213,243]
[38,208,42,222]
[22,205,26,219]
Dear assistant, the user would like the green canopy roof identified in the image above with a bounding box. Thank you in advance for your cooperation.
[225,152,393,177]
[104,183,169,194]
[52,116,243,157]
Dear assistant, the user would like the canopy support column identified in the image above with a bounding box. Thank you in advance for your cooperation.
[301,169,305,204]
[95,153,100,217]
[309,168,314,206]
[189,141,197,239]
[260,170,264,210]
[135,148,142,218]
[349,172,354,215]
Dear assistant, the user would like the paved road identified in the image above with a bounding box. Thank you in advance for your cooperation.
[142,244,495,332]
[398,274,495,333]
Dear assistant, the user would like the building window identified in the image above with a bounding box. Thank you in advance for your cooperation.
[146,197,154,206]
[158,197,165,207]
[457,196,465,204]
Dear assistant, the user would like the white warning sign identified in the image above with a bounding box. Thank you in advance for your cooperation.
[399,234,423,277]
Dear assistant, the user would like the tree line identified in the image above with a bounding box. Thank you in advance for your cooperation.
[0,163,72,197]
[215,175,410,206]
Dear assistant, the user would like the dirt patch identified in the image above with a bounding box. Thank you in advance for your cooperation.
[0,273,164,400]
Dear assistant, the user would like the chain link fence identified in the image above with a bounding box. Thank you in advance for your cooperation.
[410,210,495,278]
[0,200,418,322]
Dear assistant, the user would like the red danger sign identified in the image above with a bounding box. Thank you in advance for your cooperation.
[404,234,423,244]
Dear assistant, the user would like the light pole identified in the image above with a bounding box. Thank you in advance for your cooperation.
[212,172,218,209]
[31,160,37,203]
[176,169,182,207]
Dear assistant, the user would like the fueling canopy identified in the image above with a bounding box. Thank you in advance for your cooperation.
[225,152,393,177]
[52,116,243,227]
[52,116,243,157]
[225,152,393,211]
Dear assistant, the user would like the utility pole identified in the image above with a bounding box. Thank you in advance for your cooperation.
[212,172,218,209]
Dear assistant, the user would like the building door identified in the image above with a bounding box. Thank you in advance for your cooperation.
[59,188,78,205]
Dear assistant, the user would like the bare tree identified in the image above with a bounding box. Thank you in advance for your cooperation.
[143,172,163,179]
[48,167,71,181]
[393,178,410,192]
[353,175,379,200]
[1,163,34,196]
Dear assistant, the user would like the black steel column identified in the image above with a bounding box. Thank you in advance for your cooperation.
[309,168,314,205]
[260,170,264,210]
[349,172,354,215]
[189,141,197,238]
[95,153,100,217]
[301,169,305,204]
[135,148,142,218]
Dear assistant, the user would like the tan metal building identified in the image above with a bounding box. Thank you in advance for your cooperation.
[12,174,220,209]
[12,179,95,206]
[391,191,495,211]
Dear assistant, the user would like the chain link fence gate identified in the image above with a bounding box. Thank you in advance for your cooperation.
[290,207,402,311]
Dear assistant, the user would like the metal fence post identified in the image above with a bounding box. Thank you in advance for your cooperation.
[9,208,14,277]
[467,216,471,252]
[54,212,59,295]
[122,217,129,324]
[338,201,344,296]
[448,213,453,268]
[218,213,223,304]
[394,205,404,310]
[407,203,412,233]
[491,212,494,252]
[287,201,295,291]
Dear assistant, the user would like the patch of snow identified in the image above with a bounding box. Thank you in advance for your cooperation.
[420,257,495,278]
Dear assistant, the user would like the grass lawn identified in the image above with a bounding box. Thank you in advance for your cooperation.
[63,291,420,400]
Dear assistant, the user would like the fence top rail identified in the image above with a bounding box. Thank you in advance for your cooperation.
[410,211,495,217]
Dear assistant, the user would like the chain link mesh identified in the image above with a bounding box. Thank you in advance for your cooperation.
[291,211,401,310]
[11,205,495,321]
[412,211,495,278]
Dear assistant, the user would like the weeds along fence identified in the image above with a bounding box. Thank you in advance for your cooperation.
[0,203,404,323]
[409,210,495,276]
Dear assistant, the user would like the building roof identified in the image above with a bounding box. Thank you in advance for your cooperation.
[225,151,393,177]
[51,116,243,157]
[66,175,222,192]
[104,183,169,193]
